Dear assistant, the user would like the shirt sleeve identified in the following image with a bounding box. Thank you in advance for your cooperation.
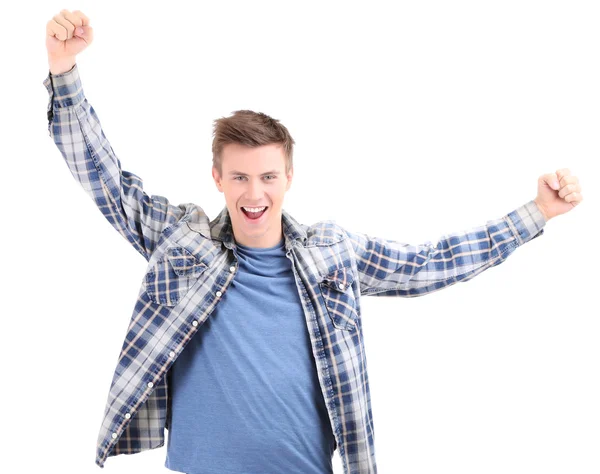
[43,63,186,261]
[344,199,546,297]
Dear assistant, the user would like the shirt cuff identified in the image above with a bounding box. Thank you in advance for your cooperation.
[43,62,85,109]
[505,199,546,246]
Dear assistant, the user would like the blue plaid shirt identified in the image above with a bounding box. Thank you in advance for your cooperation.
[44,63,546,473]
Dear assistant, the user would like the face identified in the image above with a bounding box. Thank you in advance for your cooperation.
[212,143,293,248]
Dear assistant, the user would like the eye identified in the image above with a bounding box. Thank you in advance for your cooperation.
[264,175,276,180]
[233,176,246,181]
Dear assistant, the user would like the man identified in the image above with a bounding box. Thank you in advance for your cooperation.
[45,9,583,474]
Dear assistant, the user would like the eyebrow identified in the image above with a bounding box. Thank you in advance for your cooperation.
[228,170,281,176]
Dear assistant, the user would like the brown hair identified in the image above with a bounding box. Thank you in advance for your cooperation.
[212,110,295,176]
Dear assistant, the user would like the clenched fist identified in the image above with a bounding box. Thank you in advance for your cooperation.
[46,9,93,75]
[534,168,583,222]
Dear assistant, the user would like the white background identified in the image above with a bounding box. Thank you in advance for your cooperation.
[1,1,598,473]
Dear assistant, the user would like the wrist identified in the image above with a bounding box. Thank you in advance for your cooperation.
[534,198,551,222]
[48,56,76,75]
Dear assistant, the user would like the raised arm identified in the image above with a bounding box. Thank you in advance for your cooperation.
[44,10,186,261]
[344,200,546,297]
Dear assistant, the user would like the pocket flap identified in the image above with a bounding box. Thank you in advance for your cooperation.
[166,246,208,276]
[320,266,354,291]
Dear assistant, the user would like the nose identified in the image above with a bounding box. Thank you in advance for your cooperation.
[247,178,263,201]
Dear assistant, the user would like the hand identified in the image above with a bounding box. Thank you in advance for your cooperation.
[46,9,93,66]
[534,168,583,222]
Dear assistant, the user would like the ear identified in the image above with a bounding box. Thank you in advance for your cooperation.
[212,166,224,193]
[285,167,293,192]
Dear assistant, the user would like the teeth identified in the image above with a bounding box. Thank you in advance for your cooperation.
[242,206,266,213]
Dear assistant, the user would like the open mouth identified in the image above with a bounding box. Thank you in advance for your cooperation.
[241,206,268,220]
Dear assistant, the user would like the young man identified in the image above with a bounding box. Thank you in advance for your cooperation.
[45,9,583,474]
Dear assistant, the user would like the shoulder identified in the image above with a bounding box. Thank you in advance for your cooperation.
[303,219,348,247]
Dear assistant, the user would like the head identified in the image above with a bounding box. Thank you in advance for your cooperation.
[211,110,295,248]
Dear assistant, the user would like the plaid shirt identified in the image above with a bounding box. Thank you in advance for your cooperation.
[44,63,546,473]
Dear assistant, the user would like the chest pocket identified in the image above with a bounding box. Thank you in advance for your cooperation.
[145,246,209,306]
[319,266,358,331]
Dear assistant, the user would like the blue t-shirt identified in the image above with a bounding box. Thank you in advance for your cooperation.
[165,237,336,474]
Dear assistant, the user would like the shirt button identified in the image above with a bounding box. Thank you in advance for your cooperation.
[338,283,345,290]
[216,291,222,297]
[111,433,118,439]
[147,382,153,388]
[169,351,175,358]
[125,413,131,419]
[192,320,198,327]
[229,266,235,272]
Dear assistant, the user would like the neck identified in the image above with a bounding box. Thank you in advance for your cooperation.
[232,224,284,249]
